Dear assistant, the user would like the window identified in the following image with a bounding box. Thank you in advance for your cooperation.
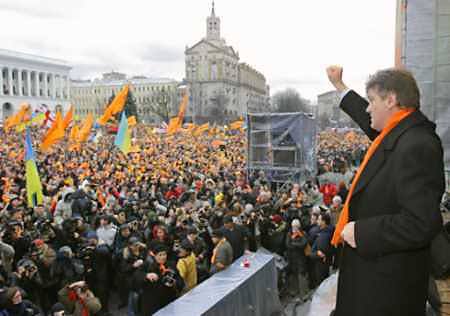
[211,63,217,80]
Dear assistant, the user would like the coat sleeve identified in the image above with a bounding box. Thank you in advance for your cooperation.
[340,90,379,141]
[0,241,15,258]
[355,132,445,258]
[85,292,102,315]
[58,286,75,313]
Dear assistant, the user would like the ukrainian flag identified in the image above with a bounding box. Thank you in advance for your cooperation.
[25,128,43,207]
[114,112,131,155]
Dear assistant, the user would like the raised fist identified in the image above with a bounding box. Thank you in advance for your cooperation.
[326,65,347,92]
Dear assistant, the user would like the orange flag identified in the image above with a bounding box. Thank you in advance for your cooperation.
[166,94,189,135]
[177,94,189,125]
[78,113,94,142]
[41,111,65,151]
[69,124,80,141]
[97,85,129,125]
[186,123,196,131]
[193,123,209,136]
[211,140,225,148]
[229,120,244,130]
[62,105,74,130]
[4,103,29,131]
[166,117,179,135]
[127,116,137,127]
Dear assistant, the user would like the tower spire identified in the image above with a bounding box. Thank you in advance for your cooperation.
[206,1,220,41]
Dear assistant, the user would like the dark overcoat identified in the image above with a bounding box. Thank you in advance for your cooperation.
[335,91,445,316]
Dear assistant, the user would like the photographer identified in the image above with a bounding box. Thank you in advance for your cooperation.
[81,232,112,316]
[58,281,101,316]
[28,239,57,316]
[50,247,85,291]
[0,230,15,274]
[57,219,84,252]
[116,237,146,310]
[10,260,43,308]
[4,221,31,269]
[184,227,208,282]
[71,187,93,219]
[32,219,57,247]
[242,207,263,252]
[133,245,183,315]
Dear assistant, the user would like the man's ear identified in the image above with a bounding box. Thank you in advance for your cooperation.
[386,92,399,110]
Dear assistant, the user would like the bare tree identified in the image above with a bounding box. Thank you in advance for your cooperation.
[209,92,229,124]
[318,112,331,130]
[272,88,310,113]
[143,89,172,123]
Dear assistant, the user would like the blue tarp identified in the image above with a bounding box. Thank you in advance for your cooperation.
[154,250,282,316]
[248,112,317,173]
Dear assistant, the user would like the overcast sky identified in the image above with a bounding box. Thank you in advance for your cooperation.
[0,0,396,101]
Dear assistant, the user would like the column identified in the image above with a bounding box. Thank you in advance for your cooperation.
[8,68,13,96]
[26,70,31,96]
[0,67,3,96]
[55,75,59,98]
[17,70,23,96]
[34,72,40,97]
[61,76,65,100]
[43,72,48,98]
[50,73,56,98]
[66,76,71,99]
[58,75,63,99]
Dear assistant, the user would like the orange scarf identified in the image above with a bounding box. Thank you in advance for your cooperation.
[291,231,305,239]
[159,263,169,274]
[331,108,415,246]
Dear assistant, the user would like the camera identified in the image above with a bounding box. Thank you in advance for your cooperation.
[173,242,181,253]
[162,270,177,287]
[18,259,38,276]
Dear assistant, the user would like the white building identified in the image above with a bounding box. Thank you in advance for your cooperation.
[317,90,351,127]
[71,72,182,123]
[0,49,71,120]
[185,3,269,123]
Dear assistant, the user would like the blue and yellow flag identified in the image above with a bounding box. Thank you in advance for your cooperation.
[114,112,131,154]
[25,128,43,207]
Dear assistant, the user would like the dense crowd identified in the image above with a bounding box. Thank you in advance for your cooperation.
[0,124,374,316]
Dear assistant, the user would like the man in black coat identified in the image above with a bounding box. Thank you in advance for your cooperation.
[326,66,444,316]
[310,213,334,288]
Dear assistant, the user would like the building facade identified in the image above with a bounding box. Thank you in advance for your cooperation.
[185,3,269,123]
[0,49,71,120]
[395,0,450,166]
[317,90,352,127]
[71,73,181,123]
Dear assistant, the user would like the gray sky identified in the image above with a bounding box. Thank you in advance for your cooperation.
[0,0,396,101]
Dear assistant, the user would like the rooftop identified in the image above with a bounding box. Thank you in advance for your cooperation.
[0,48,71,68]
[71,77,179,87]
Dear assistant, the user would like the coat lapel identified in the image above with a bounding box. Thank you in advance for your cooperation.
[351,145,386,197]
[351,111,429,199]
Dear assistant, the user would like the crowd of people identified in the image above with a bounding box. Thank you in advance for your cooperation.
[0,123,374,316]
